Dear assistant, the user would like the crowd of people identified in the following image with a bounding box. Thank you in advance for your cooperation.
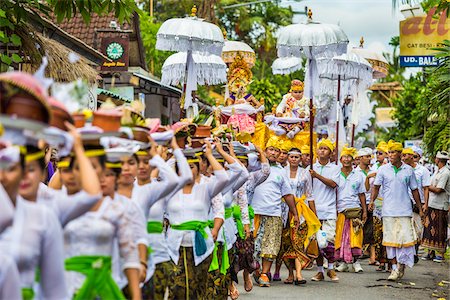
[0,70,449,300]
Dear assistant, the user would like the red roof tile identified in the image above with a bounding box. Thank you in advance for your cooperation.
[54,12,132,51]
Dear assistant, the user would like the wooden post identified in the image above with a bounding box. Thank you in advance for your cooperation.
[335,74,341,164]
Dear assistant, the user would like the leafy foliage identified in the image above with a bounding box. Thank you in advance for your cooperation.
[139,13,173,77]
[381,40,450,157]
[0,0,138,71]
[139,0,302,111]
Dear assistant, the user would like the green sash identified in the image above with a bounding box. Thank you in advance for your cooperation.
[248,205,255,221]
[171,220,209,256]
[232,205,245,239]
[147,221,164,234]
[224,207,233,219]
[21,288,34,300]
[207,222,230,275]
[65,255,125,300]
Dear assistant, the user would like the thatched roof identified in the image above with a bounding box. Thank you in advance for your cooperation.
[17,25,98,84]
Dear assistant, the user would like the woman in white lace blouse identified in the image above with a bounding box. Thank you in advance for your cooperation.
[166,141,229,299]
[0,145,68,299]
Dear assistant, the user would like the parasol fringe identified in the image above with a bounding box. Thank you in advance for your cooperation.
[277,42,348,60]
[317,62,372,88]
[272,63,302,75]
[156,36,223,56]
[161,63,227,86]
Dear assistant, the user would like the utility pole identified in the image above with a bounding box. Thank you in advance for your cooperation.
[150,0,153,17]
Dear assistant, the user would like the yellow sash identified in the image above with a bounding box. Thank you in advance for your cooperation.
[290,196,321,248]
[335,213,363,250]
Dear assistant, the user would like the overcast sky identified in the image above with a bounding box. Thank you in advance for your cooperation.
[281,0,405,56]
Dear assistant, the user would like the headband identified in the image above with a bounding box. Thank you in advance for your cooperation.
[56,161,70,169]
[187,158,200,163]
[105,162,123,169]
[288,150,301,155]
[136,151,149,156]
[236,155,248,160]
[25,151,44,162]
[85,149,106,157]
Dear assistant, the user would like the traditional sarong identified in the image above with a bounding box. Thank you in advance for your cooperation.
[363,211,375,245]
[335,213,363,263]
[276,226,292,267]
[168,247,212,300]
[282,222,310,269]
[234,233,258,276]
[422,207,448,253]
[412,212,424,242]
[382,217,417,248]
[205,243,230,300]
[373,215,388,263]
[140,261,176,300]
[253,215,283,261]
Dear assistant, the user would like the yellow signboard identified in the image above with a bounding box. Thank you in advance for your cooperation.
[399,7,449,67]
[375,107,396,128]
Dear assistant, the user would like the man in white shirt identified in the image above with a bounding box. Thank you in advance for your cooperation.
[252,136,299,287]
[369,140,423,281]
[366,141,389,271]
[355,147,377,265]
[335,147,367,273]
[402,147,431,262]
[371,141,388,172]
[421,151,450,263]
[309,138,340,282]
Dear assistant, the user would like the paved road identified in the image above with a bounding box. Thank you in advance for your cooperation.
[235,259,449,300]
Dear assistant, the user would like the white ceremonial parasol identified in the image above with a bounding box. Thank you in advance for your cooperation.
[222,40,256,68]
[351,37,389,79]
[156,7,224,55]
[161,52,227,86]
[156,6,225,117]
[271,57,303,75]
[317,52,373,152]
[276,9,349,168]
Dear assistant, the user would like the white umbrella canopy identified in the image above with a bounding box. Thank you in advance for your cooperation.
[271,57,303,75]
[222,40,256,67]
[156,6,224,56]
[317,52,373,148]
[317,52,373,93]
[276,10,348,100]
[351,38,389,79]
[275,9,349,168]
[277,12,348,60]
[161,52,227,86]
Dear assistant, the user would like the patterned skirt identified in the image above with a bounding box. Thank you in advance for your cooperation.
[234,234,258,275]
[276,227,292,264]
[363,211,375,245]
[373,216,388,263]
[168,247,212,300]
[282,222,310,269]
[253,215,283,261]
[205,243,230,300]
[422,207,448,253]
[140,260,176,300]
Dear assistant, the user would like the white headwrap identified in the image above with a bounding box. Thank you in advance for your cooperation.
[357,147,372,157]
[411,146,423,157]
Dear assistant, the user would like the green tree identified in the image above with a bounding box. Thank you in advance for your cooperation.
[422,40,450,156]
[139,13,173,77]
[140,0,302,111]
[380,40,450,157]
[0,0,138,71]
